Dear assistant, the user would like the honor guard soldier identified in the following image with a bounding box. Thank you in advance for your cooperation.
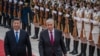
[1,0,5,26]
[64,4,72,52]
[80,3,93,55]
[76,1,88,56]
[21,1,32,35]
[70,1,85,55]
[51,1,58,28]
[36,0,45,40]
[44,0,50,27]
[3,0,8,27]
[7,0,13,28]
[18,0,24,19]
[57,2,63,31]
[39,0,44,26]
[70,0,79,55]
[0,0,2,26]
[5,0,10,28]
[13,0,18,18]
[91,5,100,56]
[83,3,94,56]
[96,4,100,56]
[32,0,40,39]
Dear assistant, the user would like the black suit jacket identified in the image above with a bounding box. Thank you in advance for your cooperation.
[39,29,67,56]
[4,29,32,56]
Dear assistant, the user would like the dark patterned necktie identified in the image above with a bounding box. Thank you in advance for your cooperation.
[50,31,54,45]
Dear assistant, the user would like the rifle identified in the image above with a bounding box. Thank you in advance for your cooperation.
[72,9,77,38]
[39,2,44,25]
[79,9,84,40]
[64,8,69,34]
[97,33,100,47]
[33,0,39,24]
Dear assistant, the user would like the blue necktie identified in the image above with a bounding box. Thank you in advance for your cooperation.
[15,32,19,43]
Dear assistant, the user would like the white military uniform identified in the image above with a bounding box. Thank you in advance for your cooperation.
[84,8,93,40]
[76,7,85,38]
[92,11,100,44]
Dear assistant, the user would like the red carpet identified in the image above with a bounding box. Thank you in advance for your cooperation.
[0,40,35,56]
[0,40,5,56]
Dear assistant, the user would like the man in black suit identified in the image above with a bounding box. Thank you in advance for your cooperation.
[39,18,67,56]
[4,18,32,56]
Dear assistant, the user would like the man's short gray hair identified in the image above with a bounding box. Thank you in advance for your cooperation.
[46,18,54,24]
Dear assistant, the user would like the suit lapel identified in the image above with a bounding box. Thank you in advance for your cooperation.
[46,29,57,46]
[54,29,57,45]
[18,30,22,43]
[45,30,51,45]
[11,30,17,43]
[11,30,22,43]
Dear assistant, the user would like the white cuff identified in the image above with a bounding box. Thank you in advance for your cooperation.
[40,7,44,11]
[52,10,57,14]
[65,14,70,17]
[34,5,39,10]
[46,8,49,11]
[58,12,62,15]
[9,0,12,3]
[83,18,90,22]
[19,1,23,5]
[91,20,98,24]
[14,0,17,4]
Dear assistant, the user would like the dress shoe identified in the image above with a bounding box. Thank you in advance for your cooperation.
[69,50,78,55]
[31,36,38,39]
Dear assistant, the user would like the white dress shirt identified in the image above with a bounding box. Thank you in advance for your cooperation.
[14,30,20,39]
[48,29,55,41]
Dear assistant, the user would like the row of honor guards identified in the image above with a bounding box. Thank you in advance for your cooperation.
[0,0,100,56]
[32,0,100,56]
[0,0,32,35]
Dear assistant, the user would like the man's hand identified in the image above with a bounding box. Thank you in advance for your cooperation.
[7,55,10,56]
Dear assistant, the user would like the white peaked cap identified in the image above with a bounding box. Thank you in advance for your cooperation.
[9,0,12,3]
[65,4,70,9]
[58,3,62,8]
[52,1,55,6]
[14,0,17,4]
[19,1,23,5]
[45,0,48,4]
[39,0,42,3]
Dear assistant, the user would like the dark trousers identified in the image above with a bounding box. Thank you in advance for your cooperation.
[3,16,7,26]
[35,27,39,38]
[22,23,31,35]
[51,51,56,56]
[7,18,11,27]
[0,15,2,24]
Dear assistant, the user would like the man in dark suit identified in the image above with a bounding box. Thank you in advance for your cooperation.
[4,18,32,56]
[39,18,67,56]
[21,2,32,35]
